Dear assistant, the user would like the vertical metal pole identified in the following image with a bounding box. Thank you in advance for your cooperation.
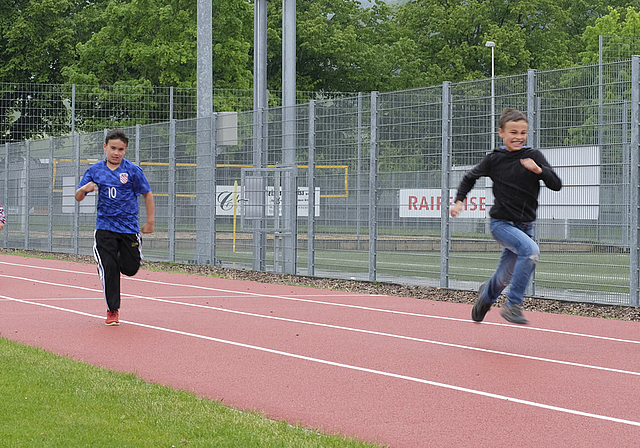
[74,134,80,254]
[274,170,281,272]
[623,100,630,249]
[195,114,214,265]
[135,124,141,165]
[527,69,537,296]
[253,0,268,272]
[599,36,604,151]
[24,140,30,250]
[598,35,604,244]
[196,0,212,119]
[3,143,8,248]
[536,97,541,149]
[169,119,176,262]
[71,84,76,135]
[440,82,451,288]
[368,92,378,283]
[307,100,316,276]
[490,46,495,150]
[629,55,639,306]
[169,86,174,121]
[282,0,297,274]
[196,0,213,265]
[210,114,217,265]
[357,92,362,250]
[48,137,54,252]
[527,70,537,139]
[254,0,268,110]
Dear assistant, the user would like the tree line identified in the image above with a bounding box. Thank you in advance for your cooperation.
[2,0,640,93]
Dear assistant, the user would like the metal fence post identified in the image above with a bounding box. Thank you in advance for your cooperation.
[196,114,213,265]
[307,100,316,276]
[135,124,141,165]
[74,133,80,254]
[71,84,76,135]
[357,93,364,250]
[3,143,8,248]
[168,119,176,262]
[252,107,267,272]
[369,91,378,283]
[48,137,54,252]
[24,140,30,250]
[169,86,174,121]
[440,82,451,288]
[527,69,537,297]
[210,114,217,266]
[630,55,640,306]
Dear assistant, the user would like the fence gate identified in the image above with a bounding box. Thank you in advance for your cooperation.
[240,166,298,274]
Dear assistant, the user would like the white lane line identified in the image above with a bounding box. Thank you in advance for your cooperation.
[2,273,639,378]
[1,261,639,346]
[2,293,640,429]
[125,276,640,345]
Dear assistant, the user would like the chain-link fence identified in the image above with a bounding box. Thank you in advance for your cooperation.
[0,82,351,144]
[601,35,640,64]
[2,57,640,306]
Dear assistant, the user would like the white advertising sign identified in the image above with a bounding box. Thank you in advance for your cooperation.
[62,176,95,214]
[215,185,320,217]
[398,146,601,220]
[538,146,600,220]
[399,188,488,218]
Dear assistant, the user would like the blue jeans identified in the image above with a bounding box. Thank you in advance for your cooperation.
[480,219,539,306]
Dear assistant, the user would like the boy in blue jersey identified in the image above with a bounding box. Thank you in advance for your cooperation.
[451,108,561,324]
[75,129,155,326]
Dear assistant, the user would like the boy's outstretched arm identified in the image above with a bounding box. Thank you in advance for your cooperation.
[450,200,464,218]
[141,191,155,233]
[520,158,542,174]
[75,181,97,202]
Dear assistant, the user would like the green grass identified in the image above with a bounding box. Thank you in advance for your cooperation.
[211,247,632,295]
[0,338,382,448]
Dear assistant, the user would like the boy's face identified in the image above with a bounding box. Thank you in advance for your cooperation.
[498,119,528,152]
[103,138,127,167]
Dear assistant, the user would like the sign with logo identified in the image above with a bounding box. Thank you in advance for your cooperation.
[398,146,601,220]
[399,188,487,218]
[215,185,320,217]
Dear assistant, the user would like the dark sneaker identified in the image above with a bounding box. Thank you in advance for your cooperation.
[500,303,528,324]
[471,282,492,322]
[105,310,120,326]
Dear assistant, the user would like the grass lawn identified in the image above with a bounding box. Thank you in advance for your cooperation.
[0,338,382,448]
[211,247,630,295]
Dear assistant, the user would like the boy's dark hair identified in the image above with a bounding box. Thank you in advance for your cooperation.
[498,108,527,130]
[105,129,129,146]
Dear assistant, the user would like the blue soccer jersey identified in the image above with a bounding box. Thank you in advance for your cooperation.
[79,159,151,234]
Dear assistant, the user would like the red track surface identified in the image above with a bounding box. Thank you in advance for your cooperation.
[1,253,639,447]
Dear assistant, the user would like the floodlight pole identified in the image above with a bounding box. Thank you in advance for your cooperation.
[196,0,213,264]
[252,0,268,271]
[282,0,297,274]
[486,41,496,150]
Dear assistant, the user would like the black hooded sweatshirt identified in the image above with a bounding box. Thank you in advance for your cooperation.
[455,146,562,222]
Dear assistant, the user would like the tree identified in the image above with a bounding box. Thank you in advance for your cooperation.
[267,0,426,93]
[580,6,640,65]
[62,0,253,89]
[0,0,80,84]
[393,0,619,85]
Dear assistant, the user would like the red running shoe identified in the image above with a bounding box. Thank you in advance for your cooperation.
[105,310,120,326]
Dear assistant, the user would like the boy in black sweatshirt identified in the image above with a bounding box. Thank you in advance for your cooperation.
[451,108,562,324]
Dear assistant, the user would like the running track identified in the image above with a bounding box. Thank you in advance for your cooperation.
[0,254,639,447]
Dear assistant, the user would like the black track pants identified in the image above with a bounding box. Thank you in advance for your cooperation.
[93,229,142,312]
